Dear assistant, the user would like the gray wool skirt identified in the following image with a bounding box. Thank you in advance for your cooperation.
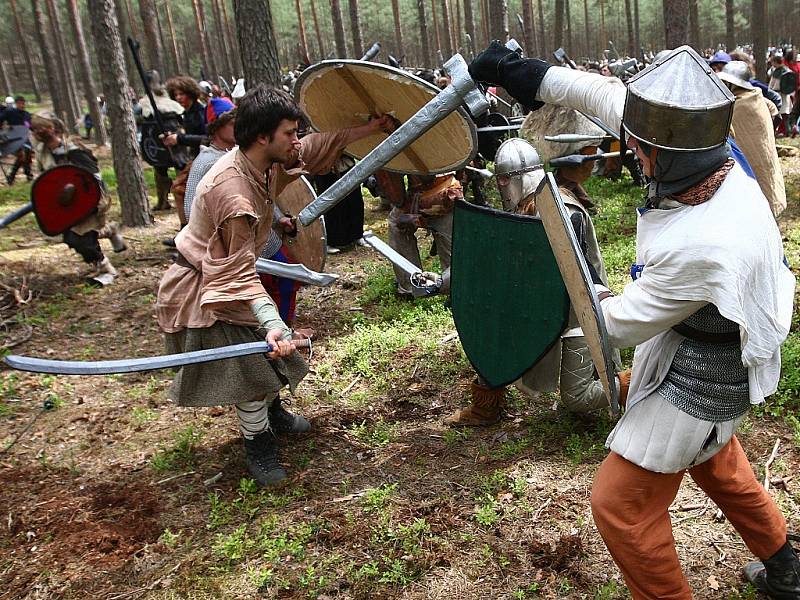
[164,321,309,407]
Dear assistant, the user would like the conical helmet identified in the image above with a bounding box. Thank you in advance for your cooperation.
[622,45,734,151]
[494,138,544,211]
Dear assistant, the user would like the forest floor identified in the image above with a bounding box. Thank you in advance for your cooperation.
[0,140,799,600]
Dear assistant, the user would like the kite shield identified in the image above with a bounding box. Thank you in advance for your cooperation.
[295,59,477,174]
[274,176,327,272]
[31,165,102,236]
[534,174,620,413]
[450,200,570,388]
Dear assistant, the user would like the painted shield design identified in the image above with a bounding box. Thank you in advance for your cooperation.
[30,165,102,236]
[295,59,477,175]
[274,176,327,272]
[450,200,570,388]
[535,174,619,413]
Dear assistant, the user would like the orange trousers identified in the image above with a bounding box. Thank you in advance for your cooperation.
[591,436,787,599]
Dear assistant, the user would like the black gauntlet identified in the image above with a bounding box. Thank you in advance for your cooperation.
[468,41,552,111]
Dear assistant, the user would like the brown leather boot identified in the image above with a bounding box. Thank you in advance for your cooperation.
[444,381,505,427]
[617,368,632,410]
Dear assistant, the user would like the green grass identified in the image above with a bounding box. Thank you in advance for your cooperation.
[150,424,203,472]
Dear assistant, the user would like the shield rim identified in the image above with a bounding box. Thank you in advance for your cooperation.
[30,164,102,237]
[295,59,478,175]
[275,175,327,272]
[451,200,570,389]
[534,173,620,412]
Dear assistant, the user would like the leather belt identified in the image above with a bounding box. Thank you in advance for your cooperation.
[671,322,739,344]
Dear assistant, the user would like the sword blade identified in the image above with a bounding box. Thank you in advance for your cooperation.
[254,258,339,287]
[362,231,422,277]
[4,339,311,375]
[0,202,33,229]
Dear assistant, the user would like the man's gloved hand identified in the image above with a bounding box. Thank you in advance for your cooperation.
[469,41,552,111]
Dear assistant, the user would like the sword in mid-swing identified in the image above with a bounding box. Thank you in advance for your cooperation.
[4,338,312,376]
[361,231,442,297]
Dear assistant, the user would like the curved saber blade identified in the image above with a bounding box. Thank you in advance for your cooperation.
[3,339,311,375]
[362,230,421,277]
[255,258,339,286]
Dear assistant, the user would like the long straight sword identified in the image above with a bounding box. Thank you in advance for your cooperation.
[3,339,312,376]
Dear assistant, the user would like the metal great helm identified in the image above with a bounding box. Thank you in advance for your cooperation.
[623,45,735,151]
[494,138,544,212]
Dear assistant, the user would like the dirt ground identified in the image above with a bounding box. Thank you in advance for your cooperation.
[0,146,799,599]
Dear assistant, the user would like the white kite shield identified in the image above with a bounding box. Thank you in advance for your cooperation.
[534,173,620,414]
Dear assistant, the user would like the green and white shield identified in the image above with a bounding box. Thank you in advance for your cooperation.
[451,201,570,388]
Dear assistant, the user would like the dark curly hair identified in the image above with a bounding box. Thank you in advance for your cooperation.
[166,75,203,102]
[234,85,304,150]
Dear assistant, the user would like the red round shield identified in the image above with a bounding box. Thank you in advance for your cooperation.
[31,165,102,236]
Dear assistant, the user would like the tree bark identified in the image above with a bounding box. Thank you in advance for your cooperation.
[536,0,545,57]
[348,0,364,59]
[455,0,462,52]
[163,0,182,77]
[584,0,591,57]
[309,0,325,58]
[554,0,564,49]
[295,0,310,64]
[688,0,700,50]
[46,0,81,127]
[463,0,476,56]
[67,0,108,145]
[87,0,151,227]
[138,0,165,75]
[0,59,12,96]
[11,0,42,101]
[124,0,138,38]
[752,0,767,81]
[430,0,441,55]
[488,0,508,43]
[417,0,433,67]
[330,0,347,58]
[663,0,689,48]
[565,0,572,52]
[521,0,535,55]
[220,0,242,75]
[599,0,607,54]
[32,0,67,122]
[481,0,489,45]
[391,0,405,59]
[233,0,281,86]
[440,0,453,56]
[624,0,635,56]
[725,0,735,50]
[211,0,234,78]
[633,0,641,57]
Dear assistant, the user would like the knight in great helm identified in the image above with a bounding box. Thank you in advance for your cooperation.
[469,44,798,598]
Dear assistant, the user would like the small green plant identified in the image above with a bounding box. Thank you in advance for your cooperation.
[475,495,500,527]
[130,406,157,426]
[443,427,470,447]
[350,418,395,447]
[159,528,181,549]
[150,424,202,471]
[212,524,254,565]
[362,483,398,512]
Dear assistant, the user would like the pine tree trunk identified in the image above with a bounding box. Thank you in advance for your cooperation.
[725,0,735,50]
[417,0,433,67]
[46,0,81,127]
[164,0,182,77]
[330,0,347,58]
[663,0,689,48]
[233,0,281,86]
[220,0,242,74]
[584,0,591,58]
[521,0,535,55]
[440,0,453,56]
[33,0,71,124]
[391,0,405,58]
[87,0,151,227]
[688,0,700,50]
[430,0,441,56]
[624,0,635,56]
[633,0,640,57]
[191,0,211,79]
[600,0,606,54]
[455,0,462,52]
[295,0,310,64]
[488,0,508,43]
[463,0,476,56]
[310,0,325,58]
[11,0,42,101]
[565,0,572,51]
[6,42,20,80]
[481,0,489,45]
[113,0,137,90]
[536,0,545,57]
[124,0,139,38]
[138,0,165,74]
[348,0,364,59]
[67,0,108,145]
[200,0,219,79]
[752,0,767,81]
[211,0,234,77]
[0,59,11,96]
[554,0,564,48]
